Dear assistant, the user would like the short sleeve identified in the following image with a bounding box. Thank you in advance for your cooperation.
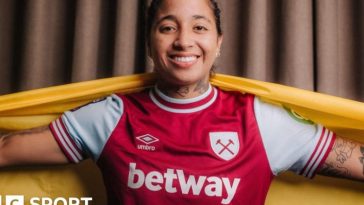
[49,94,124,163]
[254,97,336,178]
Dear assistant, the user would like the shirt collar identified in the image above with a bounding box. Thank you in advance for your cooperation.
[149,84,217,113]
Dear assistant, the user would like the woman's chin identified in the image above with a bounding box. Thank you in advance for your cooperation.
[156,68,209,86]
[167,74,205,86]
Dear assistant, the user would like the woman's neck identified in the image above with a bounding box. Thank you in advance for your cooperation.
[156,78,210,99]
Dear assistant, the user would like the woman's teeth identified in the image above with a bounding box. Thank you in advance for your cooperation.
[173,56,197,62]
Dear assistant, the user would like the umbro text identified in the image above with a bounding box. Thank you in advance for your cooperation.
[137,144,156,151]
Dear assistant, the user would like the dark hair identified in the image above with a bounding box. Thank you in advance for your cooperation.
[146,0,223,45]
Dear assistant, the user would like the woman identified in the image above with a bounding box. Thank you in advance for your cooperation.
[0,0,363,204]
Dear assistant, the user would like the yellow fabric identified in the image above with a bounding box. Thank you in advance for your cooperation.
[0,73,363,204]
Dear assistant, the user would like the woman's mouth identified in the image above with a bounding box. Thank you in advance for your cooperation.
[168,55,199,68]
[174,56,197,62]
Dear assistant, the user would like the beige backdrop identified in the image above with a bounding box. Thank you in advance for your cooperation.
[0,0,363,99]
[0,0,364,205]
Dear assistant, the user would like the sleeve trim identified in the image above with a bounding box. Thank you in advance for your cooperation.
[314,133,336,176]
[49,118,84,163]
[299,128,335,178]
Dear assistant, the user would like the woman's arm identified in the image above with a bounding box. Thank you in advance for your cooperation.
[318,136,364,181]
[0,126,68,167]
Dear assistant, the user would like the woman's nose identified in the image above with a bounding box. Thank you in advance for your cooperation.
[173,29,194,50]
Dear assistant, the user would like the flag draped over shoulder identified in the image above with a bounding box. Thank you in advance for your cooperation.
[1,72,363,141]
[0,73,363,205]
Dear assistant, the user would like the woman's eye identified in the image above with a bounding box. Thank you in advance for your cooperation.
[194,26,208,32]
[160,26,176,33]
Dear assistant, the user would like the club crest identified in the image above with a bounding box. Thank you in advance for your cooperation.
[209,132,239,161]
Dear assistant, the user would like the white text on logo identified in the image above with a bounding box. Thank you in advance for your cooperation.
[0,196,92,205]
[5,195,24,205]
[127,163,240,204]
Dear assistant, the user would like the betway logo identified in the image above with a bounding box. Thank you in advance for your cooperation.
[127,163,240,204]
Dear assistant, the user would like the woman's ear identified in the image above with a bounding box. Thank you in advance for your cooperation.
[216,35,223,57]
[217,35,223,51]
[216,49,221,57]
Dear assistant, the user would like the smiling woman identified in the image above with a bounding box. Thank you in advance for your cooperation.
[148,0,223,98]
[0,0,364,205]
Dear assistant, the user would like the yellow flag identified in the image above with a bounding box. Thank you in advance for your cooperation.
[1,72,363,141]
[0,73,363,205]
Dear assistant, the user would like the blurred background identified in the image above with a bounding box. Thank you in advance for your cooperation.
[0,0,364,100]
[1,1,364,205]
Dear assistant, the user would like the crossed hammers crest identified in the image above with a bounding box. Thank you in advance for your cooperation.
[216,139,235,155]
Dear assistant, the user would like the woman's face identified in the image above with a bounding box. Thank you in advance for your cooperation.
[149,0,223,87]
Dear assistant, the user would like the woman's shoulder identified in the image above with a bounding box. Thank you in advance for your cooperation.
[214,86,255,100]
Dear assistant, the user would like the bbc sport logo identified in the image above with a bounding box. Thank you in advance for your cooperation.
[0,195,24,205]
[0,195,92,205]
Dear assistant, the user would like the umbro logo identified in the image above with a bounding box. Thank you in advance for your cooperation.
[137,134,159,144]
[136,134,159,151]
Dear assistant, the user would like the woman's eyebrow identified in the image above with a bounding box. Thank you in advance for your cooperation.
[155,15,212,25]
[192,15,212,23]
[155,15,177,25]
